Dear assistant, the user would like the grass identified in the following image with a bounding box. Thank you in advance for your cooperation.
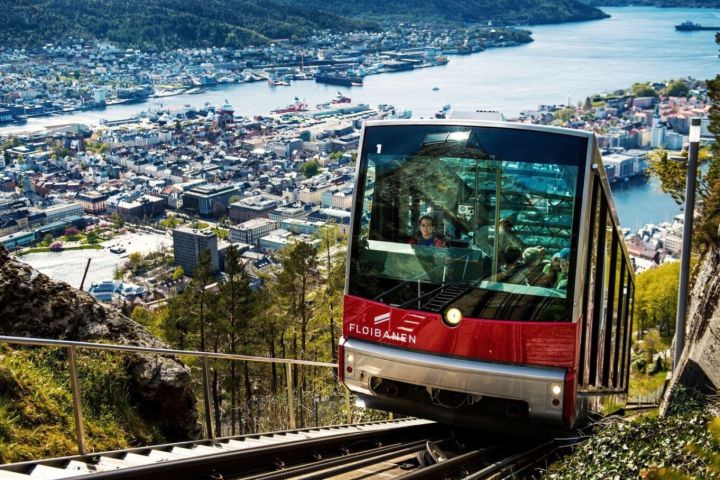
[160,217,184,229]
[630,370,669,402]
[0,345,163,463]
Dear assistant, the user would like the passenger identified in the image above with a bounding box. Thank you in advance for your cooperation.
[543,248,571,289]
[494,245,524,282]
[510,246,549,286]
[409,215,447,247]
[497,217,525,262]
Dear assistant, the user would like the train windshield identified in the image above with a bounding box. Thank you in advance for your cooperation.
[349,124,588,322]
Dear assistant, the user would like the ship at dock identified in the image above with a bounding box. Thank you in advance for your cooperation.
[675,21,720,31]
[271,97,308,114]
[315,73,363,87]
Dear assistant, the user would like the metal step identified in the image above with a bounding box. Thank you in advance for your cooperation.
[0,419,433,479]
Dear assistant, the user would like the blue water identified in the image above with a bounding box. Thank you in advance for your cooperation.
[3,6,718,227]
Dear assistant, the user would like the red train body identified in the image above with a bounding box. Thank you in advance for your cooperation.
[340,120,634,432]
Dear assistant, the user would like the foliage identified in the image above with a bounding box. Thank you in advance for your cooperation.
[160,215,183,230]
[554,107,575,123]
[110,213,125,229]
[547,386,717,479]
[301,159,321,178]
[0,0,379,50]
[632,82,659,98]
[700,33,720,247]
[171,266,185,280]
[277,0,608,25]
[583,0,720,7]
[130,306,166,339]
[64,226,81,241]
[649,34,720,249]
[85,231,99,244]
[634,262,680,337]
[665,80,690,98]
[0,345,162,463]
[128,252,143,273]
[648,148,711,203]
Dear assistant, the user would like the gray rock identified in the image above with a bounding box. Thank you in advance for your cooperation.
[0,246,201,440]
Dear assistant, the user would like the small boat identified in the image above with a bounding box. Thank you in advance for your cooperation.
[331,92,351,104]
[109,246,126,254]
[432,86,439,91]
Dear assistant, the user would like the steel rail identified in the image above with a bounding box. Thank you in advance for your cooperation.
[243,440,430,480]
[463,440,557,479]
[57,421,445,480]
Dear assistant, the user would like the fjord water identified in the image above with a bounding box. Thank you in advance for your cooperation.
[4,7,718,227]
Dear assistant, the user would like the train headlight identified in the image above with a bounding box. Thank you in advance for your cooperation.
[345,352,355,376]
[443,308,463,327]
[551,384,562,396]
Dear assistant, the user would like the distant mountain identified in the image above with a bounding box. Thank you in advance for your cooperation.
[578,0,720,6]
[0,0,379,49]
[276,0,610,25]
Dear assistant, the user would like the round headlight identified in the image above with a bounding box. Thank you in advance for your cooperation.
[443,308,463,327]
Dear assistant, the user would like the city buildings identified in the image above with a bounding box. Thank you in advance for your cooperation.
[172,227,219,276]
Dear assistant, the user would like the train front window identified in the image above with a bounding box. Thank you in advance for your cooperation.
[349,124,588,322]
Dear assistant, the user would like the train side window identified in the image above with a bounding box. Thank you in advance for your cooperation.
[580,176,601,387]
[602,227,619,387]
[598,214,614,386]
[588,195,608,387]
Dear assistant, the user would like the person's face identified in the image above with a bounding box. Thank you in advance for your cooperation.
[559,259,569,274]
[420,218,434,239]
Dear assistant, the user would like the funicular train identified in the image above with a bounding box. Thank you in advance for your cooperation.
[339,120,634,432]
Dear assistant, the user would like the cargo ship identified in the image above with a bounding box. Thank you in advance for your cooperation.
[675,21,720,31]
[315,73,363,87]
[271,97,308,114]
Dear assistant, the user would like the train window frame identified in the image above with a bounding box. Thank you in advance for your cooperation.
[588,193,608,387]
[348,124,588,323]
[579,175,601,386]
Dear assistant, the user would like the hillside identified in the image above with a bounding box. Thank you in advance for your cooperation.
[579,0,720,6]
[0,0,379,49]
[277,0,610,25]
[0,0,610,50]
[0,246,200,461]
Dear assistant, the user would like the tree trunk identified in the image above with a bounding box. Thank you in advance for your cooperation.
[243,361,253,432]
[230,362,237,436]
[212,366,221,437]
[269,334,277,395]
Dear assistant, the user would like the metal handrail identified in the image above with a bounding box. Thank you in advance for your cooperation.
[0,335,346,456]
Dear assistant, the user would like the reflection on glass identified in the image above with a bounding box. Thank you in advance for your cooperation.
[350,125,588,322]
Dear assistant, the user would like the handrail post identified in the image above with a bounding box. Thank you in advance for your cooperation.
[67,346,87,455]
[201,356,214,439]
[286,363,296,429]
[345,386,351,425]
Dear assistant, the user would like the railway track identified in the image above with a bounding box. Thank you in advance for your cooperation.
[0,418,580,479]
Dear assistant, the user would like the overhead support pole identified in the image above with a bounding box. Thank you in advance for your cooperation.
[674,117,702,371]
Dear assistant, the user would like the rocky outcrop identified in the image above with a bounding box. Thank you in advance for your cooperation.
[0,246,201,440]
[662,244,720,412]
